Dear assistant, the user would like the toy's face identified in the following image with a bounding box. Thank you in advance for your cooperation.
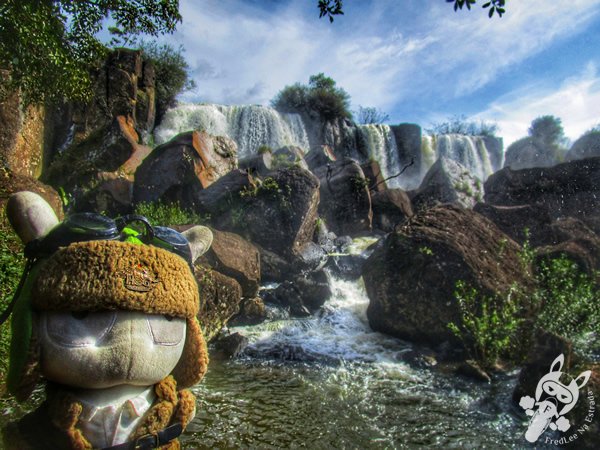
[38,311,186,389]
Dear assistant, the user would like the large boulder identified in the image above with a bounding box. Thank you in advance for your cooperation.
[411,157,483,210]
[133,130,237,208]
[205,167,320,258]
[503,137,561,170]
[484,157,600,234]
[304,145,336,172]
[47,49,156,157]
[238,152,273,177]
[534,218,600,275]
[272,146,309,171]
[363,204,530,346]
[0,169,64,220]
[201,228,261,298]
[566,131,600,161]
[473,203,553,247]
[361,160,387,192]
[371,189,413,232]
[194,169,255,216]
[265,270,331,316]
[195,265,243,342]
[240,167,320,256]
[43,115,153,215]
[313,158,372,235]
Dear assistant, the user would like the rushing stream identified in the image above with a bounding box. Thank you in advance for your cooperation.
[182,276,540,449]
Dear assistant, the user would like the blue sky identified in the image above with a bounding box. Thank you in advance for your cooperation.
[161,0,600,147]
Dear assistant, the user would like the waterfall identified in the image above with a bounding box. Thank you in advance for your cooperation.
[358,128,498,190]
[434,134,493,181]
[154,104,310,159]
[419,134,496,182]
[357,125,402,188]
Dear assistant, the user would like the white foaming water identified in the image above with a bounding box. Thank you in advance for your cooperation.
[233,274,410,366]
[154,104,310,159]
[357,124,402,188]
[423,134,495,181]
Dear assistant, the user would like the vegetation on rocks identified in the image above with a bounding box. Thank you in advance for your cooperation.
[134,201,209,227]
[449,241,600,369]
[0,210,25,384]
[356,106,390,125]
[271,73,352,121]
[427,114,498,137]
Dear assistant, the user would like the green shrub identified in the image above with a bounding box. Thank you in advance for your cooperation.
[271,73,352,121]
[449,242,600,368]
[448,281,521,368]
[534,256,600,346]
[0,211,25,382]
[134,201,208,227]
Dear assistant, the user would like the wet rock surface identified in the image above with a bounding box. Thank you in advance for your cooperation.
[313,158,372,235]
[363,204,530,346]
[412,157,483,210]
[202,228,261,298]
[195,265,243,342]
[484,157,600,234]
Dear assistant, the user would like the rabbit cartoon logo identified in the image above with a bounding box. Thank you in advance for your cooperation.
[519,354,592,443]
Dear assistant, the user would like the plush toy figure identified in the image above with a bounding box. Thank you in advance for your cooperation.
[2,191,213,450]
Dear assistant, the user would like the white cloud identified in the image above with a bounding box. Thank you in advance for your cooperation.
[474,62,600,147]
[170,0,600,134]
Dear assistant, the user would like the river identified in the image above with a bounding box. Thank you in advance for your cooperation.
[182,276,537,449]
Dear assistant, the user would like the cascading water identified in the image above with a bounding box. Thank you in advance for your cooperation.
[179,240,536,449]
[358,128,499,190]
[358,125,403,188]
[154,104,310,159]
[435,134,494,181]
[421,134,495,182]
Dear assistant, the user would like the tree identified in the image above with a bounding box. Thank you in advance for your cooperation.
[272,73,352,121]
[427,114,498,137]
[528,115,568,149]
[0,0,181,104]
[318,0,507,22]
[356,106,390,125]
[138,41,196,121]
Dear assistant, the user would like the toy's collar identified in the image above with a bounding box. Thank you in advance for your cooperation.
[101,423,183,450]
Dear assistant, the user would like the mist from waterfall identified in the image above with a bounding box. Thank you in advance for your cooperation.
[154,103,310,159]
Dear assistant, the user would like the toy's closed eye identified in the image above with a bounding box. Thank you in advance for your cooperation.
[146,315,185,346]
[71,311,89,320]
[43,311,117,347]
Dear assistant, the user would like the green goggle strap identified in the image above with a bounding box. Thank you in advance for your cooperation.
[7,260,43,398]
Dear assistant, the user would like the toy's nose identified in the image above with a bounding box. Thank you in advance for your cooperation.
[38,311,186,389]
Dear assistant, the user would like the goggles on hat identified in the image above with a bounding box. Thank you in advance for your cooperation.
[1,213,193,326]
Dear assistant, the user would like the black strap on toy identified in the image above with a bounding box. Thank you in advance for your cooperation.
[101,422,183,450]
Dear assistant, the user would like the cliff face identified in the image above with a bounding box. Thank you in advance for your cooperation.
[0,49,156,180]
[0,70,47,178]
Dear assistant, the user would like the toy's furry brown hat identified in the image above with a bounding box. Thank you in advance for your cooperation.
[32,240,208,389]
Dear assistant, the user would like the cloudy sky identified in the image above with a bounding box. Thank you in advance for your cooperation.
[161,0,600,147]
